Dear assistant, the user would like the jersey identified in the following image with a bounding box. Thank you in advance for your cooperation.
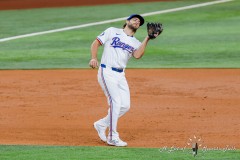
[97,27,141,69]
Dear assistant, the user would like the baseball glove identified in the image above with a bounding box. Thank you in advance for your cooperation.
[147,22,163,39]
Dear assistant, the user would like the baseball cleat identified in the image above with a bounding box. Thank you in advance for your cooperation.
[94,122,107,142]
[107,138,127,147]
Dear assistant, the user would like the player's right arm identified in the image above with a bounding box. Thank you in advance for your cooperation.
[89,27,111,69]
[89,39,101,69]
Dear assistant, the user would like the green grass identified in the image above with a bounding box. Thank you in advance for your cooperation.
[0,0,239,69]
[0,0,209,38]
[0,2,239,159]
[0,145,239,160]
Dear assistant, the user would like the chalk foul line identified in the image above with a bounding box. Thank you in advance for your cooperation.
[0,0,233,42]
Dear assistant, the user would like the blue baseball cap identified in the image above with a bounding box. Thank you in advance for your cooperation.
[127,14,144,26]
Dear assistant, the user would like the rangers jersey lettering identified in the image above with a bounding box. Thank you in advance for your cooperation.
[97,27,141,69]
[111,37,135,53]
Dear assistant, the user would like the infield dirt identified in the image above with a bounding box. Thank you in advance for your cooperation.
[0,69,239,148]
[0,0,239,149]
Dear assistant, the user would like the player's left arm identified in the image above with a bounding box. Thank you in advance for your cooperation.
[132,36,150,59]
[133,22,163,59]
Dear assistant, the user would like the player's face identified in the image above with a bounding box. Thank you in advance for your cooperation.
[127,17,141,31]
[130,17,141,27]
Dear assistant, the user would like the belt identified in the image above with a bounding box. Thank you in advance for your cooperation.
[101,64,123,73]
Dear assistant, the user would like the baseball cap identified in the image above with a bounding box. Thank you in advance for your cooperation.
[127,14,144,26]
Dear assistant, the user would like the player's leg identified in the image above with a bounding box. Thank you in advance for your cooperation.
[119,75,130,117]
[95,71,111,130]
[104,72,128,146]
[93,69,109,142]
[95,68,123,143]
[95,69,117,129]
[96,76,130,125]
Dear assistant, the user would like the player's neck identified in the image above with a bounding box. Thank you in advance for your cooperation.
[123,27,135,37]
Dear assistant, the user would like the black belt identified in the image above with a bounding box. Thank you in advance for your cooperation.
[101,64,123,73]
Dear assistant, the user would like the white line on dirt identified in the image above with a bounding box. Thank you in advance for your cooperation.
[0,0,233,42]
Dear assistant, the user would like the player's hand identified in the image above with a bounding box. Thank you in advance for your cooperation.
[147,22,163,39]
[89,58,99,69]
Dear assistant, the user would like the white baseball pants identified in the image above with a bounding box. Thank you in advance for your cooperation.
[97,65,130,140]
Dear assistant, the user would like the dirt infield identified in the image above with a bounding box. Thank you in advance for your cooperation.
[0,0,239,149]
[0,69,239,148]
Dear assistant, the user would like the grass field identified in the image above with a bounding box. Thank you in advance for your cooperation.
[0,145,239,160]
[0,0,239,159]
[0,0,239,69]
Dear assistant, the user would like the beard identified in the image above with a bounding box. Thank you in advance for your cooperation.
[127,23,138,32]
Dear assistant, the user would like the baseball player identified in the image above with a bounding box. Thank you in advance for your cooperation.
[89,14,163,147]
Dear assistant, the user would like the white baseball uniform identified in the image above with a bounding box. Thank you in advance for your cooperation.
[96,27,141,141]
